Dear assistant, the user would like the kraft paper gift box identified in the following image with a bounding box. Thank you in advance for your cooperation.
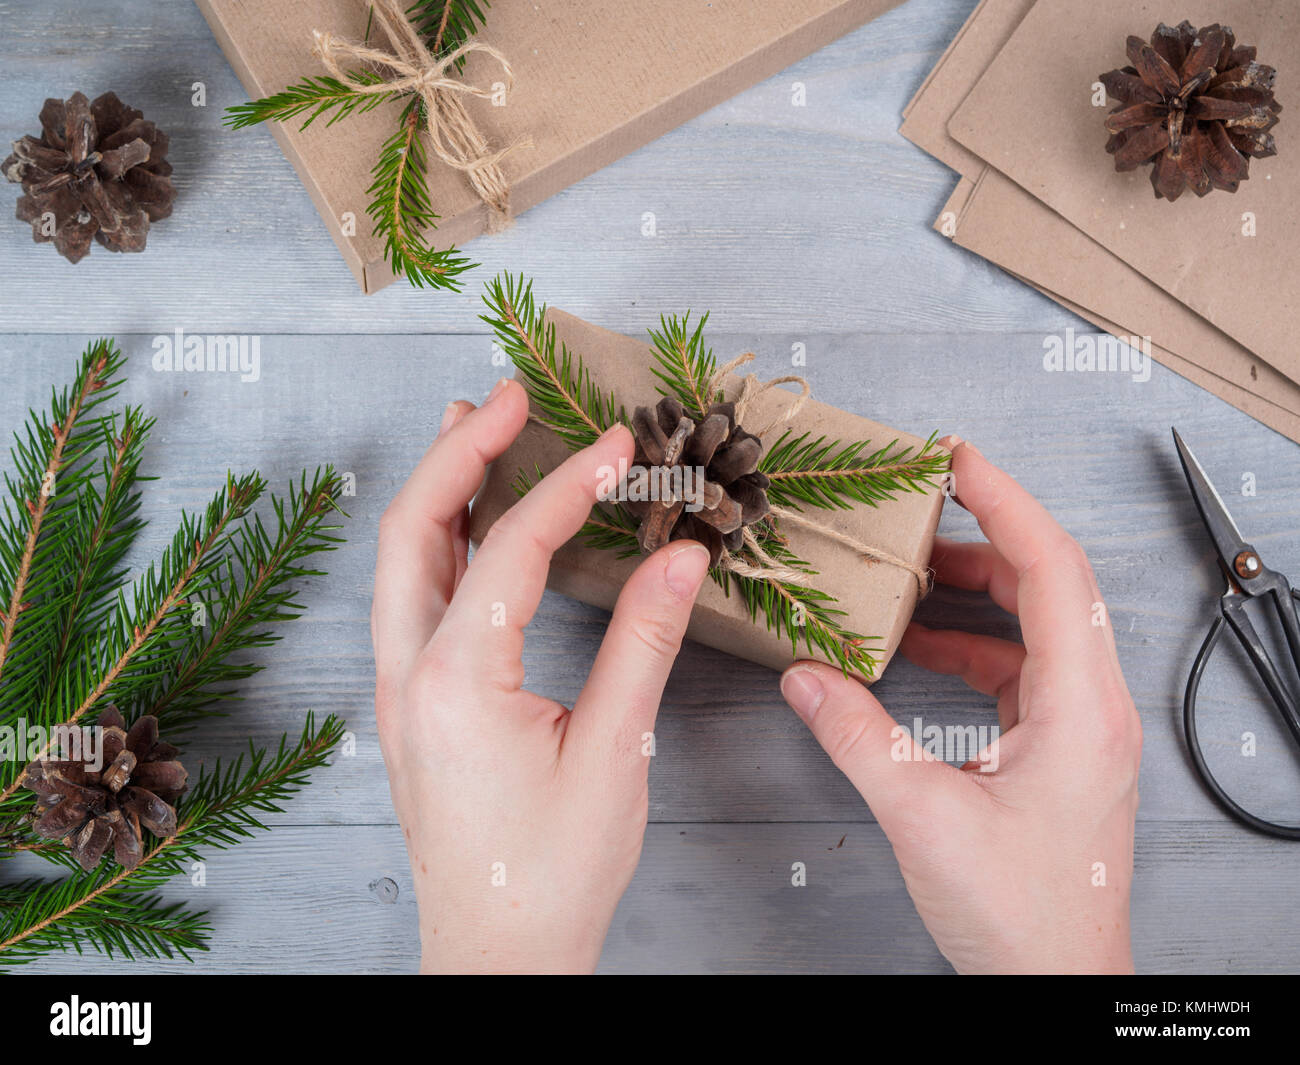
[196,0,907,293]
[467,309,947,681]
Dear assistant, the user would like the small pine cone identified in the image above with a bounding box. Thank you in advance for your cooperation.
[1100,22,1282,200]
[24,706,187,872]
[3,91,176,262]
[626,396,771,566]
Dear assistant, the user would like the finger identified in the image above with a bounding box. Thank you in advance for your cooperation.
[929,537,1019,616]
[371,380,527,679]
[947,439,1112,673]
[780,661,960,817]
[435,423,635,685]
[900,623,1025,731]
[566,540,711,776]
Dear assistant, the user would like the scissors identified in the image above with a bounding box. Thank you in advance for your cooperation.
[1174,428,1300,840]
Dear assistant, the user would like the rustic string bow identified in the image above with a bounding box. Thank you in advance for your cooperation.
[311,0,527,229]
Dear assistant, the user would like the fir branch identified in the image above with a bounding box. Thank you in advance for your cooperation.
[0,713,344,969]
[134,468,346,730]
[223,71,398,131]
[367,101,476,291]
[408,0,491,65]
[647,313,719,417]
[714,536,881,679]
[0,474,265,802]
[0,340,123,691]
[480,272,624,450]
[33,409,152,715]
[761,431,949,511]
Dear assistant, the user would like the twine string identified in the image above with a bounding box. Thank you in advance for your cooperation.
[311,0,528,228]
[702,352,931,595]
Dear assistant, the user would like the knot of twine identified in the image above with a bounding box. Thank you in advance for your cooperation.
[311,0,529,230]
[704,352,932,597]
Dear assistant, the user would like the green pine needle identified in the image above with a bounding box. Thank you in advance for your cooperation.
[0,714,344,969]
[646,313,719,417]
[761,430,949,511]
[368,102,476,291]
[223,72,399,131]
[0,343,348,967]
[481,273,625,450]
[407,0,491,64]
[222,2,494,289]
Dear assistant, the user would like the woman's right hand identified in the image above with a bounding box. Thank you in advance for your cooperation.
[779,437,1142,974]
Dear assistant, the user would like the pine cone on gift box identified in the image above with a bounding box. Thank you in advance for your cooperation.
[23,707,188,872]
[1100,22,1282,200]
[627,396,771,566]
[3,91,176,262]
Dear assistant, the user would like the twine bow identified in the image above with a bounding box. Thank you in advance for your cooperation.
[311,0,527,229]
[703,352,934,597]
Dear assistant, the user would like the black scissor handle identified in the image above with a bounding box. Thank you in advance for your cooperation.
[1184,596,1300,840]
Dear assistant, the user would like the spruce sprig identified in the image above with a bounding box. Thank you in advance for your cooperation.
[647,313,719,417]
[130,467,346,732]
[761,430,949,511]
[480,273,624,450]
[367,100,477,290]
[0,341,125,703]
[480,274,947,680]
[0,344,346,967]
[0,714,344,969]
[223,0,492,290]
[713,536,881,678]
[222,71,398,131]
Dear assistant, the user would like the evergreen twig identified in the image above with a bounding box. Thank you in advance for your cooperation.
[0,714,344,969]
[0,344,347,967]
[480,273,624,450]
[761,430,948,511]
[223,0,494,289]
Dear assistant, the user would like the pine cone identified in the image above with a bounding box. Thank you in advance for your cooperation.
[1101,22,1282,200]
[3,91,176,262]
[23,707,187,872]
[627,396,771,566]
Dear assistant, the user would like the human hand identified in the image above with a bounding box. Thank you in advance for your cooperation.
[371,379,711,973]
[779,438,1141,974]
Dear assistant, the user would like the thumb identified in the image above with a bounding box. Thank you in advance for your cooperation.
[780,662,949,817]
[566,541,711,777]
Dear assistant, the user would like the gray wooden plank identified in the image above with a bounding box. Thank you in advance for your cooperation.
[0,0,1066,336]
[5,330,1300,830]
[7,821,1297,973]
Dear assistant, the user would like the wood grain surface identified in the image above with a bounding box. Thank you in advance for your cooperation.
[2,0,1298,974]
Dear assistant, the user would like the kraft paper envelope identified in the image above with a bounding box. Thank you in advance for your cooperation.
[936,179,1300,443]
[901,0,1300,440]
[949,0,1299,384]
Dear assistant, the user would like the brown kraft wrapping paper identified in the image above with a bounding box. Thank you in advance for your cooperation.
[467,310,947,682]
[195,0,907,293]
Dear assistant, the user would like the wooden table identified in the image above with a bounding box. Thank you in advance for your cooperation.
[3,0,1298,973]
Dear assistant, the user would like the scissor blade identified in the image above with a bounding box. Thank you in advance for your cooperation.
[1172,428,1250,573]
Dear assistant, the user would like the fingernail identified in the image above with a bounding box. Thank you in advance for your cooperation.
[781,667,826,721]
[438,402,459,437]
[664,542,710,599]
[938,434,963,450]
[485,378,511,404]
